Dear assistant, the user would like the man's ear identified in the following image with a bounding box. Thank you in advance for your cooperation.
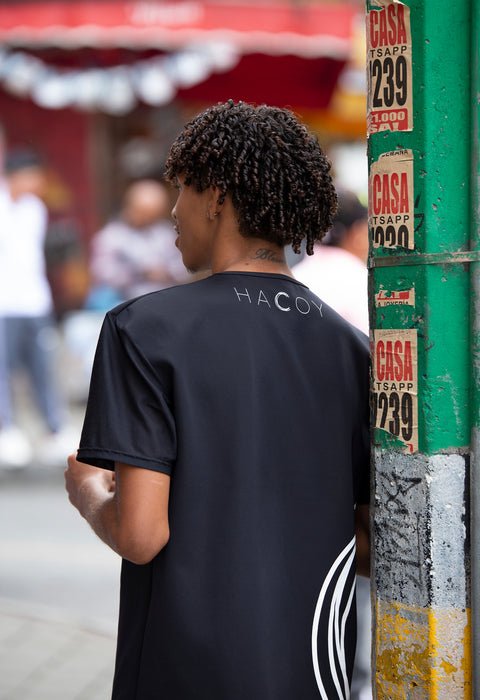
[209,185,225,218]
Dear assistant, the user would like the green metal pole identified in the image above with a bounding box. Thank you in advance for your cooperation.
[366,0,473,696]
[470,0,480,694]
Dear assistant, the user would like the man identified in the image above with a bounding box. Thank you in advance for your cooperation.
[0,149,70,467]
[66,101,370,699]
[86,178,187,310]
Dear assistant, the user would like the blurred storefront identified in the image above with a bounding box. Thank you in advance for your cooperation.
[0,0,366,312]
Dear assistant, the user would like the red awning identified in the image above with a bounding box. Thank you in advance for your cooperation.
[176,54,344,109]
[0,1,359,59]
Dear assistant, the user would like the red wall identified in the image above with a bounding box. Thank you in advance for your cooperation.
[0,90,96,238]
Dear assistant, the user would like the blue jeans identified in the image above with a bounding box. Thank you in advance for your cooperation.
[0,315,64,433]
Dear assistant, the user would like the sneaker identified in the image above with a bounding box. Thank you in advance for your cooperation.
[0,426,33,469]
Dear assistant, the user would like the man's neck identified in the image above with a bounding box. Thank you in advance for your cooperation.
[212,238,293,278]
[203,196,294,278]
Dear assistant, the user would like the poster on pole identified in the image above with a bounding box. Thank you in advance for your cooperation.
[371,328,418,453]
[375,288,415,307]
[366,0,413,135]
[369,149,414,250]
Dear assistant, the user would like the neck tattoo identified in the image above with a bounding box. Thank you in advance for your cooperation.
[250,248,284,264]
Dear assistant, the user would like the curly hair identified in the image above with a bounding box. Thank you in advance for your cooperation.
[165,100,337,255]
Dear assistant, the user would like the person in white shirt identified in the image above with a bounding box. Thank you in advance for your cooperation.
[0,149,70,467]
[293,190,369,334]
[0,125,9,462]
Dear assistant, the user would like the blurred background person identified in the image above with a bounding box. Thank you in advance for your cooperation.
[293,190,369,334]
[293,189,371,700]
[0,123,8,464]
[0,148,74,468]
[85,178,187,311]
[0,122,5,173]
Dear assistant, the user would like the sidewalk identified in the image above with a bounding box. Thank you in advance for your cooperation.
[0,599,116,700]
[0,314,117,699]
[0,469,119,700]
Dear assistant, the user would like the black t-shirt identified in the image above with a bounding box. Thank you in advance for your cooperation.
[78,271,370,700]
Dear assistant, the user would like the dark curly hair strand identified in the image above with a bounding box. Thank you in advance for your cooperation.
[165,100,337,255]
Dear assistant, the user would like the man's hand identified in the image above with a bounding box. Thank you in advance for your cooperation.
[65,454,171,564]
[65,452,115,520]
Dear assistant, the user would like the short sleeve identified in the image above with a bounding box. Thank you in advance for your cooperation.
[77,309,176,475]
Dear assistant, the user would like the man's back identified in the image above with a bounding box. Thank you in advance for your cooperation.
[67,100,370,700]
[78,271,370,699]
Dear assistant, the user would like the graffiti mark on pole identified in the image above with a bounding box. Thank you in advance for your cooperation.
[414,193,425,234]
[369,149,414,250]
[371,328,418,452]
[367,0,413,135]
[375,467,425,594]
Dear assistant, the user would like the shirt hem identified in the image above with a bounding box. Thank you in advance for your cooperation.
[77,447,173,476]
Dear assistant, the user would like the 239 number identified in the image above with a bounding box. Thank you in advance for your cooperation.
[370,55,408,108]
[373,391,413,441]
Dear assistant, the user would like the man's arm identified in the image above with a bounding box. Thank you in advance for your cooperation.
[355,504,370,577]
[65,454,170,565]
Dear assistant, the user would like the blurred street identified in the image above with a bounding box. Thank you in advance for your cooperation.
[0,465,120,700]
[0,316,120,700]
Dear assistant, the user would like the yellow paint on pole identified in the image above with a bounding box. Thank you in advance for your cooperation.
[375,599,472,699]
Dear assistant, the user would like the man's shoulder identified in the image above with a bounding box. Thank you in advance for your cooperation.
[109,276,212,320]
[101,278,217,355]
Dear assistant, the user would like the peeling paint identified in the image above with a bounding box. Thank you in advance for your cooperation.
[374,452,469,606]
[375,600,471,698]
[373,452,471,696]
[440,658,457,675]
